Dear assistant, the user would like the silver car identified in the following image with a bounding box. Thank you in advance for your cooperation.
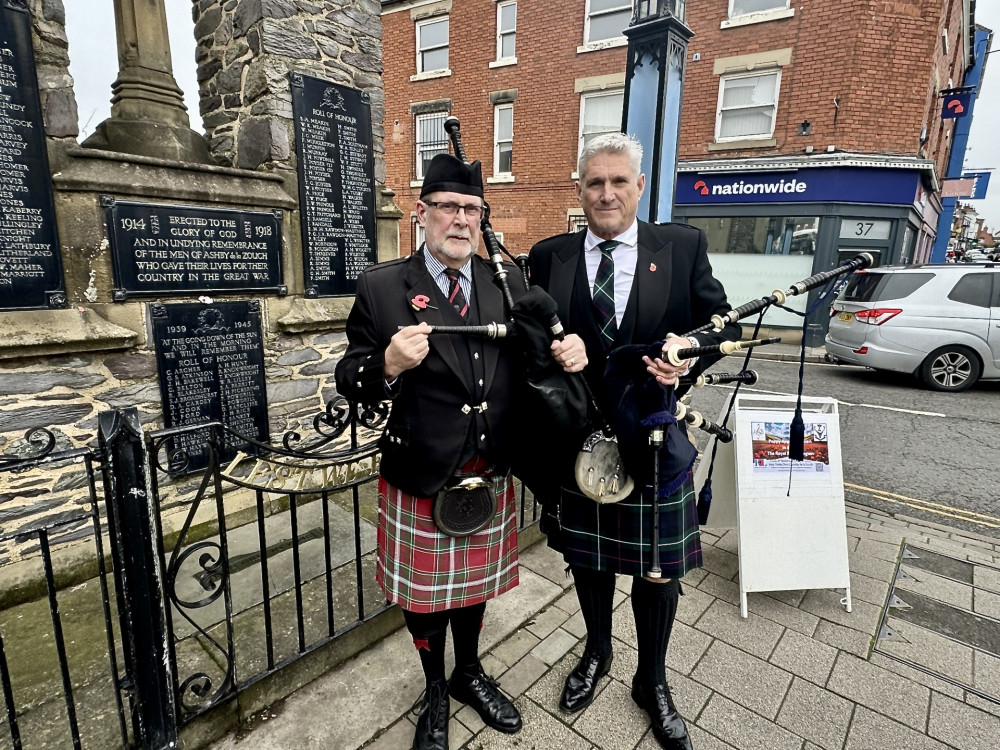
[826,263,1000,392]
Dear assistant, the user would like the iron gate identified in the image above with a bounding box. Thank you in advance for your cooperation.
[0,399,541,749]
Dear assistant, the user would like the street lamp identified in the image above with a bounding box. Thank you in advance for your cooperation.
[622,1,693,223]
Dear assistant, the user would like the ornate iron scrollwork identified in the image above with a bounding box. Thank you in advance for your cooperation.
[0,427,57,466]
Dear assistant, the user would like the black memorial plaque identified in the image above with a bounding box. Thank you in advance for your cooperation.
[0,0,65,310]
[152,301,269,472]
[105,197,284,300]
[291,74,377,297]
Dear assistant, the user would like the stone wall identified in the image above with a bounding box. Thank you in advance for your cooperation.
[0,0,401,572]
[192,0,387,184]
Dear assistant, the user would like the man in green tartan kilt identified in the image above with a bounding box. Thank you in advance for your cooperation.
[528,133,740,750]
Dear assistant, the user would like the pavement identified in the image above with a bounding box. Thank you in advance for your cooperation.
[206,501,1000,750]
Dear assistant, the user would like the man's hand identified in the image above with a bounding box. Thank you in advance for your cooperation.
[550,333,588,373]
[384,323,431,380]
[642,336,691,386]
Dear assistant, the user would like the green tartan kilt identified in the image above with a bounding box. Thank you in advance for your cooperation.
[545,472,702,579]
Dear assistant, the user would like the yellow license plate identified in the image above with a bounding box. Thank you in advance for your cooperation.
[838,312,854,322]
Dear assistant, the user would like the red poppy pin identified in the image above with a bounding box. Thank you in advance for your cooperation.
[410,294,435,310]
[649,263,657,272]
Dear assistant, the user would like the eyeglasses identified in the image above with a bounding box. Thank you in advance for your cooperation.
[424,201,484,220]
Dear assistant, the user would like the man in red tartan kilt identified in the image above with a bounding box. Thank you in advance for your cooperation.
[335,153,587,750]
[528,133,740,750]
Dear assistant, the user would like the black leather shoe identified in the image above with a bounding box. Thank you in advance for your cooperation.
[413,679,450,750]
[631,678,693,750]
[448,669,522,734]
[559,651,613,713]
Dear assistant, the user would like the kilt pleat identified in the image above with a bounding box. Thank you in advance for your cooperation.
[554,473,702,579]
[375,468,519,613]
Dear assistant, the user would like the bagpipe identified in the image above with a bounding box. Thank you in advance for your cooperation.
[427,117,739,507]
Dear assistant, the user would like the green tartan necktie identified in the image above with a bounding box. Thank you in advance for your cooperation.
[592,240,619,348]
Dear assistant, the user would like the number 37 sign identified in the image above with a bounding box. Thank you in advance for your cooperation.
[839,219,891,241]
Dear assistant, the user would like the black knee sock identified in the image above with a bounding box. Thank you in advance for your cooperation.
[631,577,680,686]
[402,608,450,688]
[571,566,616,659]
[448,602,487,678]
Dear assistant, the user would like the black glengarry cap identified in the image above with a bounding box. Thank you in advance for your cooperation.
[420,154,484,199]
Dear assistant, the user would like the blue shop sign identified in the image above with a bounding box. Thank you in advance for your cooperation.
[676,168,921,206]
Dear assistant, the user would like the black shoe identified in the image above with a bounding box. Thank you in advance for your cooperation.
[413,679,450,750]
[559,651,613,713]
[448,669,522,734]
[631,678,693,750]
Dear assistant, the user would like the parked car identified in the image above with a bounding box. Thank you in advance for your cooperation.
[826,263,1000,392]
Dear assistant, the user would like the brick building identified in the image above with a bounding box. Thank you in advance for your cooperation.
[380,0,980,339]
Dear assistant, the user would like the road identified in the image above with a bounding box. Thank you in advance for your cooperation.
[685,356,1000,538]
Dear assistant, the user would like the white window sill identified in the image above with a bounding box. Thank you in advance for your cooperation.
[489,57,517,68]
[410,68,452,82]
[708,137,778,150]
[487,174,515,184]
[577,37,628,54]
[410,179,424,188]
[721,7,795,29]
[570,171,579,180]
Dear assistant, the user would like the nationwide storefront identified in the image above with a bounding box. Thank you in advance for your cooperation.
[673,155,940,346]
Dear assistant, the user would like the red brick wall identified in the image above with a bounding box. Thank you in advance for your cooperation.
[382,0,969,256]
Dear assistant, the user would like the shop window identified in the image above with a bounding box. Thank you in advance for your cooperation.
[585,0,631,44]
[729,0,789,18]
[494,104,514,176]
[579,89,624,157]
[415,111,449,179]
[689,215,818,256]
[416,16,449,74]
[715,71,780,141]
[496,1,516,61]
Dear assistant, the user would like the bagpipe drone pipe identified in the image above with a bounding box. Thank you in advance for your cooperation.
[678,252,875,525]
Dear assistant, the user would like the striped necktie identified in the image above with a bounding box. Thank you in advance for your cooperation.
[444,268,469,318]
[592,240,619,348]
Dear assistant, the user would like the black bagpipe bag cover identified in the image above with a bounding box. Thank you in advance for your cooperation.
[508,287,593,497]
[604,343,698,498]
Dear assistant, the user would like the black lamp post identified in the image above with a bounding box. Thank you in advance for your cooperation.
[622,1,693,223]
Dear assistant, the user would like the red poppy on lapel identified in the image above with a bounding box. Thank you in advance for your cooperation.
[649,263,657,272]
[410,294,435,310]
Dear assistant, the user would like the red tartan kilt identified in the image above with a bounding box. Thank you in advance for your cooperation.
[376,465,519,613]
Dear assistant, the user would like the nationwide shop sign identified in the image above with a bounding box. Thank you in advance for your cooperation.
[676,167,921,206]
[941,92,971,119]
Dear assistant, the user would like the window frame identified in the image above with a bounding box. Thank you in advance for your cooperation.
[414,110,450,181]
[583,0,631,45]
[495,0,517,62]
[578,88,624,162]
[714,69,781,143]
[415,16,449,74]
[728,0,789,19]
[492,104,514,178]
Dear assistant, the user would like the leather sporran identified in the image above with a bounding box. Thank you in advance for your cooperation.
[433,477,497,537]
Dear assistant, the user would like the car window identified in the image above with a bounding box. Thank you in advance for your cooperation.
[841,272,933,302]
[948,273,994,308]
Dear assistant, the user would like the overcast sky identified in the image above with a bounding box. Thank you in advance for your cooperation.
[65,3,1000,228]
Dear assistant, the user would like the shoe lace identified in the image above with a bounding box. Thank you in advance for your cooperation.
[410,680,450,727]
[475,671,515,704]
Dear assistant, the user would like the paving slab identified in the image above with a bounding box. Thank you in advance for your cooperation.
[572,679,648,750]
[697,694,804,750]
[466,697,592,750]
[690,639,792,720]
[775,676,853,750]
[769,628,838,686]
[844,706,951,750]
[928,692,1000,750]
[827,652,931,730]
[694,599,785,660]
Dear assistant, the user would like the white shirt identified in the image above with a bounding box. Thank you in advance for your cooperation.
[584,220,638,327]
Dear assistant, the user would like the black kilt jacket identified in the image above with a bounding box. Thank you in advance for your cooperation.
[528,221,740,577]
[334,250,526,498]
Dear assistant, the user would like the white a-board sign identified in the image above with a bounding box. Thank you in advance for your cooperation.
[703,394,852,618]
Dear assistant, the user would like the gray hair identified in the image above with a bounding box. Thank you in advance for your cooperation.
[578,132,643,179]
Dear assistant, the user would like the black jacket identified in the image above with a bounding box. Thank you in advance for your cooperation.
[335,250,526,497]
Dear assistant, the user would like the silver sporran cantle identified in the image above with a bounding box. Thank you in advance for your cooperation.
[574,430,634,504]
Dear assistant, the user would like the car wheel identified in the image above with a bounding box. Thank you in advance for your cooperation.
[919,346,981,392]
